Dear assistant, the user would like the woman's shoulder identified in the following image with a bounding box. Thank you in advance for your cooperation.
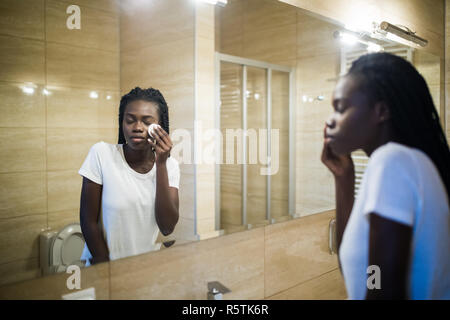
[369,142,437,177]
[91,140,118,148]
[370,142,426,166]
[90,141,120,155]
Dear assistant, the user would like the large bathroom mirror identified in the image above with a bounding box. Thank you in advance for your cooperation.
[214,0,443,233]
[0,0,443,287]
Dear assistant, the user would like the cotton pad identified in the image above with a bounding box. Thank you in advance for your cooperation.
[148,123,161,139]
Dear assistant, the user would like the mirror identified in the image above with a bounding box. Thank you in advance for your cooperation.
[0,0,442,287]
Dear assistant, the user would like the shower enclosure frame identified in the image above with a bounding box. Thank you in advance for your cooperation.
[214,52,296,230]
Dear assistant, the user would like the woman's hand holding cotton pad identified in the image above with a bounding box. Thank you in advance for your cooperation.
[148,123,161,141]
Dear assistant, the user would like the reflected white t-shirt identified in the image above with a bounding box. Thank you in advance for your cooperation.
[78,141,180,266]
[339,142,450,299]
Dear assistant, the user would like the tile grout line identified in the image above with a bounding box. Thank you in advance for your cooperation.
[52,0,118,15]
[0,212,49,221]
[0,33,119,55]
[264,267,341,300]
[0,256,41,266]
[265,268,339,299]
[0,79,120,94]
[44,0,49,230]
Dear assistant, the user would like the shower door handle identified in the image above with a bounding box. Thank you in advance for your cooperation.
[329,218,337,255]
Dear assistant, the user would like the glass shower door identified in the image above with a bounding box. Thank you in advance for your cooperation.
[219,62,243,233]
[270,70,290,222]
[246,66,267,227]
[217,54,293,234]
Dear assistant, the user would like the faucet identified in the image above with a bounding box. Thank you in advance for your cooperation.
[207,281,231,300]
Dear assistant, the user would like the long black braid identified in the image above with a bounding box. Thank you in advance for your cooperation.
[118,87,170,144]
[348,52,450,199]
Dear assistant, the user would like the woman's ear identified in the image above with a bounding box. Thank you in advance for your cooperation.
[374,101,391,124]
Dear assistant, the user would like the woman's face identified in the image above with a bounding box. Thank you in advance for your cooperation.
[122,99,160,150]
[325,75,380,155]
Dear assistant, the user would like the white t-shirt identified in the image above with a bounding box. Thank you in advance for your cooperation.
[339,142,450,299]
[78,141,180,266]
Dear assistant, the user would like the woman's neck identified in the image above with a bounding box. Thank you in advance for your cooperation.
[123,144,154,164]
[364,124,398,157]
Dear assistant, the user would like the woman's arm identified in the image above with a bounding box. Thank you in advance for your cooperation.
[334,173,355,253]
[149,126,179,236]
[155,162,179,236]
[321,125,355,267]
[366,213,412,299]
[79,177,109,264]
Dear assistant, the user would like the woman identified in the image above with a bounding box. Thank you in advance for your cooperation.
[79,87,180,266]
[322,53,450,299]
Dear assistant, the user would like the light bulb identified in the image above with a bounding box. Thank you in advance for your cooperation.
[341,33,359,45]
[22,87,34,95]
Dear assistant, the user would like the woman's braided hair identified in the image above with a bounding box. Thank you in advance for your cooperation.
[118,87,170,144]
[348,52,450,198]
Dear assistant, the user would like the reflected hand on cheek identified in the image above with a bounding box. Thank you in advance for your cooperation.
[322,123,355,178]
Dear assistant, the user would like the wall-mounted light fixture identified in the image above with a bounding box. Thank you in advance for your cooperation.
[376,21,428,47]
[302,94,325,103]
[334,30,383,53]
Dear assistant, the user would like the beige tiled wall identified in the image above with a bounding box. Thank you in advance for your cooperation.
[0,261,110,300]
[267,269,346,299]
[0,0,120,286]
[219,0,297,66]
[195,3,219,239]
[446,0,450,143]
[0,210,345,300]
[109,226,265,299]
[264,210,340,297]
